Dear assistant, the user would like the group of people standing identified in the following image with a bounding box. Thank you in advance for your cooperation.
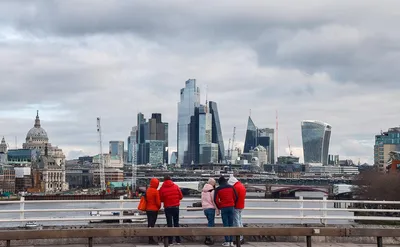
[144,175,183,245]
[201,176,246,246]
[142,175,246,247]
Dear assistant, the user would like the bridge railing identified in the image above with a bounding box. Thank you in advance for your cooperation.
[0,197,400,226]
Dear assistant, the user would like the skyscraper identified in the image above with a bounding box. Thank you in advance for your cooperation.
[243,116,275,164]
[301,120,332,165]
[209,101,225,162]
[109,141,124,162]
[257,128,275,164]
[127,126,138,164]
[136,113,168,165]
[177,79,200,164]
[198,105,218,163]
[244,116,257,153]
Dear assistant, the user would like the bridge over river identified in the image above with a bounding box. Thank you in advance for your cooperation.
[0,197,399,246]
[154,182,333,198]
[137,177,353,186]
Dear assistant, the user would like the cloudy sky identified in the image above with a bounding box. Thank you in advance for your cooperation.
[1,0,399,164]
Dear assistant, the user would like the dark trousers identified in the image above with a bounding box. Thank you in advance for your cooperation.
[164,207,181,244]
[146,211,158,241]
[221,207,235,242]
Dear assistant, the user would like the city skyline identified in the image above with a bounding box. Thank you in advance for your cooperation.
[1,1,399,164]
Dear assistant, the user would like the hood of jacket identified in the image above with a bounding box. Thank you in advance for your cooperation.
[202,183,214,192]
[149,178,159,189]
[161,180,175,188]
[228,176,239,186]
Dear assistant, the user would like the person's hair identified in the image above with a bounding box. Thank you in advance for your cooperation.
[164,175,171,181]
[218,176,227,185]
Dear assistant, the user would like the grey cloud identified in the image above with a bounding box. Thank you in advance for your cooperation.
[1,0,400,163]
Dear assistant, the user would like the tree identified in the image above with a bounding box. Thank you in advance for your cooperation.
[352,170,400,201]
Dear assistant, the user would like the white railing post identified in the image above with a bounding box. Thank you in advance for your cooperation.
[322,196,327,226]
[299,196,304,225]
[20,197,25,226]
[119,196,124,224]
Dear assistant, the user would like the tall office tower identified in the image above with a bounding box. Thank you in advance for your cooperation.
[136,113,169,165]
[301,120,332,165]
[198,105,218,163]
[374,127,400,173]
[137,113,146,164]
[257,128,275,164]
[109,141,124,162]
[244,116,257,153]
[127,126,138,164]
[177,79,200,165]
[209,101,225,162]
[243,116,275,164]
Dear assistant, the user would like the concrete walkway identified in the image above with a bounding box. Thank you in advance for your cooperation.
[14,243,400,247]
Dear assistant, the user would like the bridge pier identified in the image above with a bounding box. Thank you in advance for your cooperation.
[306,236,312,247]
[88,237,93,247]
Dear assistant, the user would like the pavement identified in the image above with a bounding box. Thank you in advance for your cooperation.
[14,243,400,247]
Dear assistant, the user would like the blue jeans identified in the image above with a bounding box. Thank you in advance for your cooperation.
[221,207,234,242]
[233,209,243,240]
[204,208,215,227]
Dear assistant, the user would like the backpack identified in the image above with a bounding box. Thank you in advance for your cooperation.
[137,193,147,211]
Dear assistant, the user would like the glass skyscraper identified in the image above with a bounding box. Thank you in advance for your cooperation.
[257,128,275,164]
[244,116,257,153]
[243,116,275,163]
[209,101,225,162]
[127,126,138,164]
[109,141,124,162]
[177,79,200,164]
[301,120,332,165]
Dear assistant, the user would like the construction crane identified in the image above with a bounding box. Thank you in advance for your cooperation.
[96,117,106,192]
[287,137,293,156]
[227,138,231,163]
[230,127,236,160]
[232,127,236,150]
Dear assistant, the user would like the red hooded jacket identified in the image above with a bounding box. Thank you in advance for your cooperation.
[146,178,161,211]
[159,180,183,208]
[228,176,246,209]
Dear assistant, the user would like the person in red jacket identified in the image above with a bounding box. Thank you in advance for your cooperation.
[159,175,183,245]
[214,176,238,246]
[228,175,246,244]
[146,178,161,245]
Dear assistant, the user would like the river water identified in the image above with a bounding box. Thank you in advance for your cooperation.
[0,194,353,228]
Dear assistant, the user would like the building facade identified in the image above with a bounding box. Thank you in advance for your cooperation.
[170,152,178,164]
[257,128,275,164]
[109,141,124,163]
[0,164,15,194]
[374,127,400,173]
[243,116,275,164]
[135,113,168,165]
[0,137,7,164]
[244,116,257,153]
[250,145,268,166]
[23,111,68,193]
[301,120,332,165]
[177,79,200,164]
[127,126,138,164]
[209,101,225,162]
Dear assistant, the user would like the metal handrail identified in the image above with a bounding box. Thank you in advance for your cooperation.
[1,196,399,226]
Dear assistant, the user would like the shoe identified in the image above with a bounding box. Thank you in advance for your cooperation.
[222,242,230,247]
[233,240,245,245]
